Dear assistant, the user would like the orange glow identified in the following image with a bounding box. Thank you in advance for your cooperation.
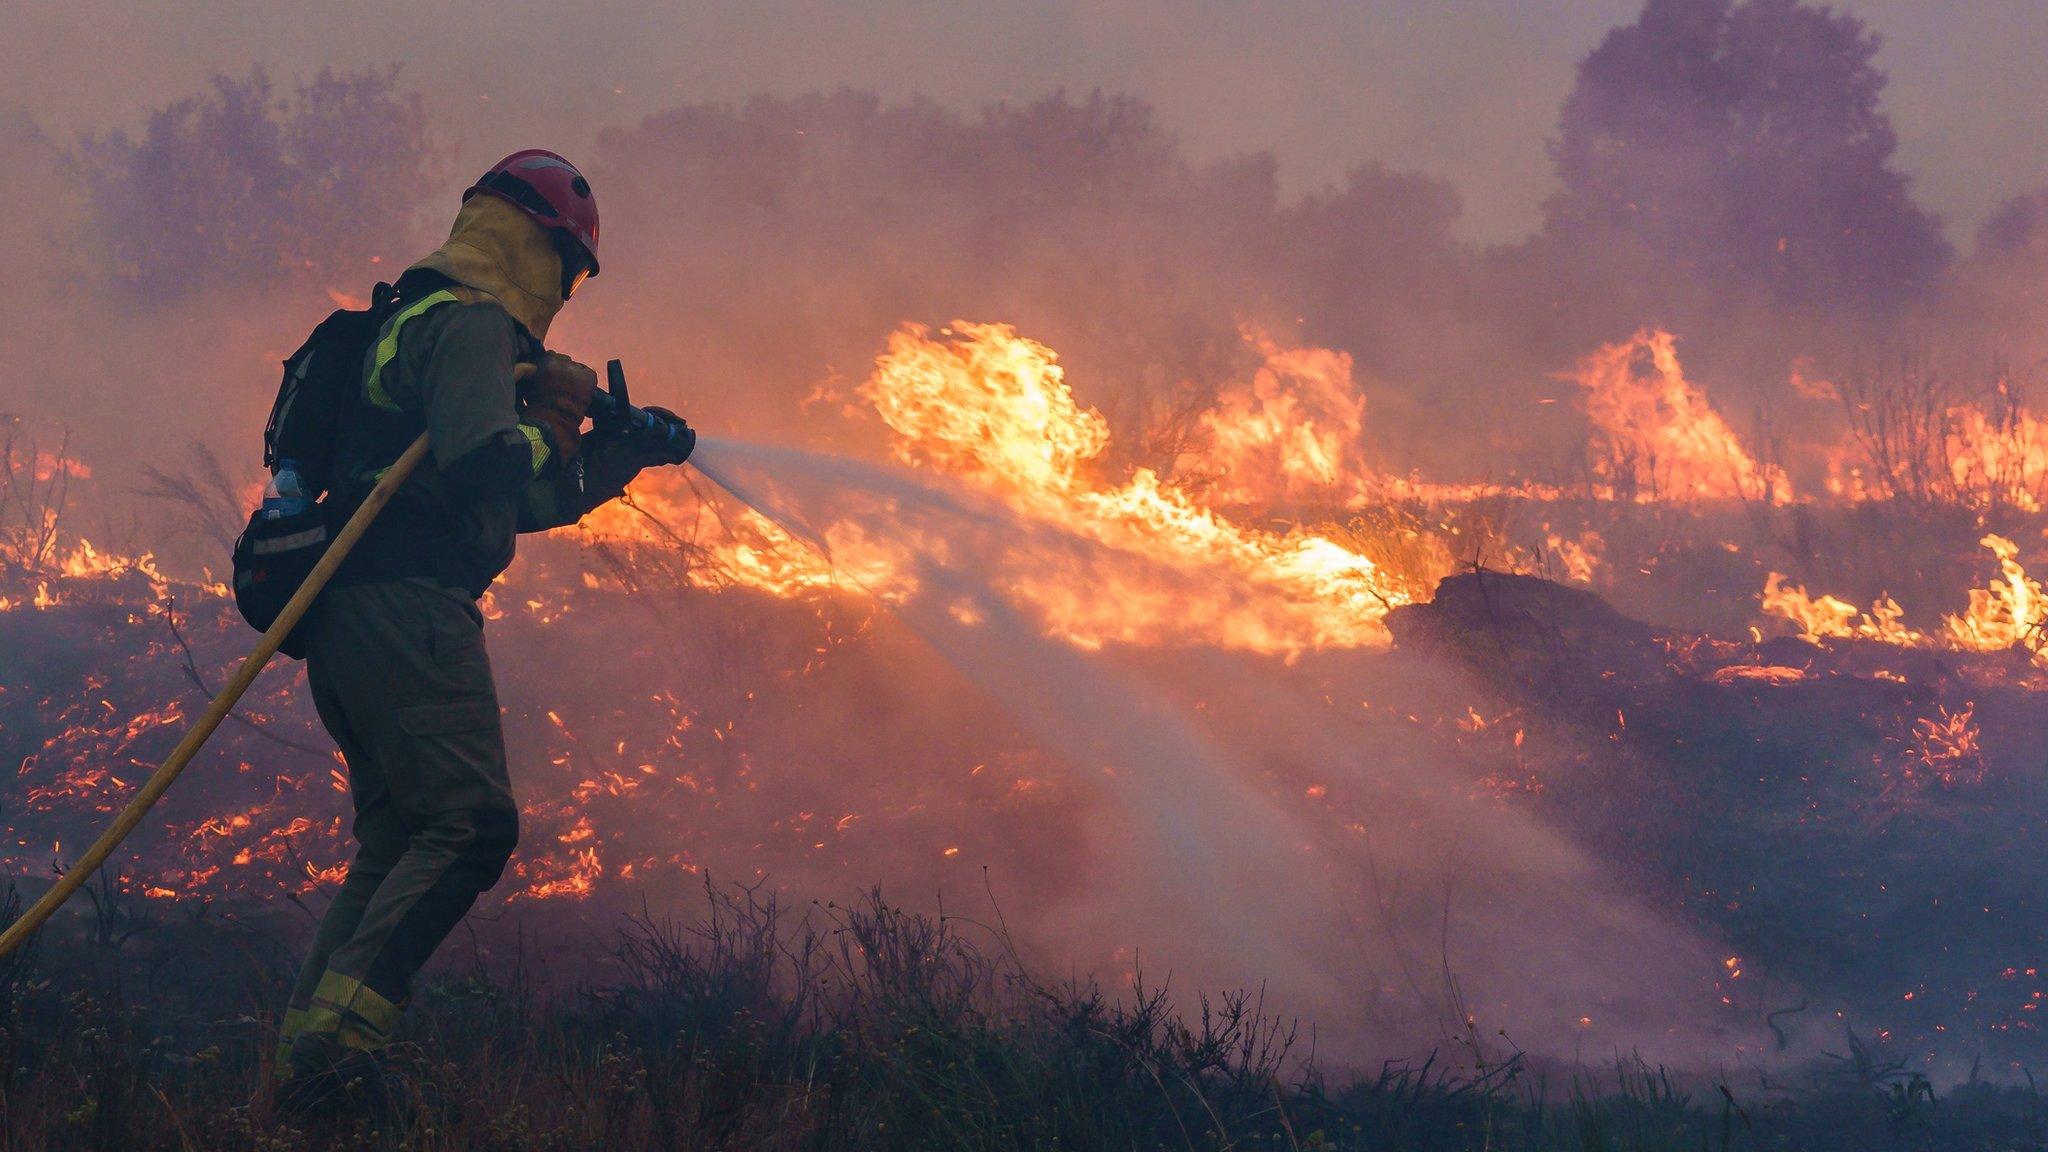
[1760,574,1922,646]
[1946,535,2047,659]
[28,313,2048,924]
[1575,330,1787,504]
[582,322,1432,656]
[1708,665,1808,685]
[1186,330,1371,507]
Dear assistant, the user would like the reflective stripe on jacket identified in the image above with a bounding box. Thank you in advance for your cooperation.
[330,272,589,596]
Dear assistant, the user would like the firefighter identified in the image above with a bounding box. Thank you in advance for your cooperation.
[274,149,683,1114]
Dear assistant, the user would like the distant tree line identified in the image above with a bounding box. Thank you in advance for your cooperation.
[52,0,2048,477]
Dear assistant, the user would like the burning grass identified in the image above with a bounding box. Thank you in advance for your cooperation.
[21,317,2048,1139]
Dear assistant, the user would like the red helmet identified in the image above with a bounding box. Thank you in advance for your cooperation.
[465,149,601,279]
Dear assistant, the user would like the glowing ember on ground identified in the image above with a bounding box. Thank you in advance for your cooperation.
[1906,703,1986,789]
[1708,664,1808,685]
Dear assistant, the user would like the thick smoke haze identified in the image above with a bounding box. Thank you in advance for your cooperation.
[6,1,2046,246]
[7,0,2048,1067]
[15,12,2043,526]
[23,0,2042,509]
[691,436,1750,1059]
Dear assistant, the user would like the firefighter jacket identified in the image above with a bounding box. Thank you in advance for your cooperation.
[331,194,598,596]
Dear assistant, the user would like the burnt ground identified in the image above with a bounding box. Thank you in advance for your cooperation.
[1378,570,2048,1078]
[10,555,2048,1146]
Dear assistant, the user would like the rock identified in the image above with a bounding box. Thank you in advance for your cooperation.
[1386,570,1662,692]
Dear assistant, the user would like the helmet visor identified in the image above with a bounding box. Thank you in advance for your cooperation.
[555,231,595,299]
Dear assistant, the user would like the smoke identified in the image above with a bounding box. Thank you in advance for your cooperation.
[10,0,2048,1068]
[0,71,436,547]
[16,2,2041,512]
[68,67,437,307]
[0,116,72,423]
[1547,0,1950,314]
[690,436,1755,1059]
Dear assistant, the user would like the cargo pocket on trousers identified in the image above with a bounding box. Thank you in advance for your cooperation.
[394,698,510,815]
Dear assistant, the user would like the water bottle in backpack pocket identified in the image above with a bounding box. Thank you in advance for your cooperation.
[232,465,332,657]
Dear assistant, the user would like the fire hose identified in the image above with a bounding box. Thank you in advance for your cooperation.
[0,360,688,960]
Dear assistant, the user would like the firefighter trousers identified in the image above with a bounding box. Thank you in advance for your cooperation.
[277,577,518,1072]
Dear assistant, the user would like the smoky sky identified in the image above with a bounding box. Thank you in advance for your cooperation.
[4,0,2044,246]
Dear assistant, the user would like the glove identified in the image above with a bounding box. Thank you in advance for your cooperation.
[518,353,598,462]
[582,408,696,505]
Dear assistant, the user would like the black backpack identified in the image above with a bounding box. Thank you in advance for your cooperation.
[231,282,401,658]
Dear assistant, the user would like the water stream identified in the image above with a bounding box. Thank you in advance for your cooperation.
[686,436,1759,1062]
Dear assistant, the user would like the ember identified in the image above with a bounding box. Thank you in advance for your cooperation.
[15,7,2048,1142]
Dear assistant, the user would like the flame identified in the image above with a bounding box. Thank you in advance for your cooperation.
[1544,528,1605,585]
[0,533,172,611]
[858,322,1419,653]
[28,451,91,483]
[1946,535,2047,658]
[1185,330,1371,507]
[574,472,919,604]
[865,322,1114,498]
[1816,372,2048,511]
[582,322,1429,656]
[1945,407,2048,513]
[1760,536,2048,663]
[1576,330,1787,504]
[1760,573,1922,646]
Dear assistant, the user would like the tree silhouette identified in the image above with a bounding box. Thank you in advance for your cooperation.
[1546,0,1948,312]
[72,67,437,306]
